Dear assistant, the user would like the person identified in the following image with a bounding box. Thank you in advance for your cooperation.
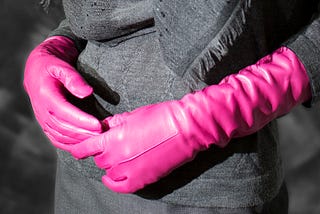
[23,0,320,213]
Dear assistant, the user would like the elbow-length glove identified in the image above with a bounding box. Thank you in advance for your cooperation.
[24,36,103,151]
[71,47,312,193]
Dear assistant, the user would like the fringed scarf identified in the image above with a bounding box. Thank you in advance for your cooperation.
[154,0,252,90]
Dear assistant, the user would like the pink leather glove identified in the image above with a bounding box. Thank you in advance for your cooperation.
[24,36,103,151]
[71,47,311,193]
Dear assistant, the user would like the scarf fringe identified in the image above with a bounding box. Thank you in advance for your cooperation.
[184,0,252,90]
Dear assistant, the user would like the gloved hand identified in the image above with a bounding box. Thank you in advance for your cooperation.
[71,47,311,193]
[24,36,104,151]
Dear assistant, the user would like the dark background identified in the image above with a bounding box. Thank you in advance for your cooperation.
[0,0,320,213]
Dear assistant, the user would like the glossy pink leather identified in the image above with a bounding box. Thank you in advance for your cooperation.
[24,36,103,150]
[71,47,311,193]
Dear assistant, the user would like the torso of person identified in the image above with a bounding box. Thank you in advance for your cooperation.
[57,0,315,208]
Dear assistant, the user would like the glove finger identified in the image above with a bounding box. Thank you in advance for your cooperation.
[49,62,93,99]
[102,114,125,128]
[49,92,103,132]
[44,131,74,152]
[71,134,105,159]
[47,112,100,139]
[102,174,131,194]
[93,152,112,169]
[44,123,87,144]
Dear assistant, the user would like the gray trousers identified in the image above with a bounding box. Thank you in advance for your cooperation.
[54,158,288,214]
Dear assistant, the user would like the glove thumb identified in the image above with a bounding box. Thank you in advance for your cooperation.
[51,63,93,98]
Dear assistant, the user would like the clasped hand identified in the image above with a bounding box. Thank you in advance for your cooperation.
[25,40,311,194]
[68,47,312,194]
[70,98,216,193]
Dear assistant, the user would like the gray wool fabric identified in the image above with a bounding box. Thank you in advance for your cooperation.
[50,0,320,211]
[62,0,154,41]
